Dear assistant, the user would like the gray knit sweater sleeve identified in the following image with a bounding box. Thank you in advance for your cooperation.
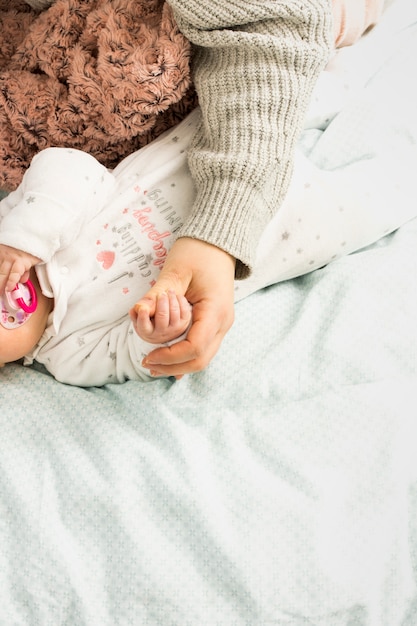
[167,0,333,278]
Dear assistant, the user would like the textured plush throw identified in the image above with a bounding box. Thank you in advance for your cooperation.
[0,0,197,191]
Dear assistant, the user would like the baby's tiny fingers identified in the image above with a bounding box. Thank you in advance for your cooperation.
[167,290,181,327]
[6,266,25,292]
[178,295,192,322]
[153,292,170,332]
[131,300,155,336]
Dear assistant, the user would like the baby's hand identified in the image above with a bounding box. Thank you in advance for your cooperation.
[0,244,41,293]
[130,290,192,345]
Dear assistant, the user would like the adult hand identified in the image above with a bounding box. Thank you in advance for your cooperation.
[130,237,236,378]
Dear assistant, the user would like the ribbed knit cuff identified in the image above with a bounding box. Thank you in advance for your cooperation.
[176,177,266,280]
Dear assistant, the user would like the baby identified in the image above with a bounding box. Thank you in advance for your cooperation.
[0,269,191,382]
[0,111,201,386]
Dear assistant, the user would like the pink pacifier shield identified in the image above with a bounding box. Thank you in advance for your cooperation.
[0,281,38,329]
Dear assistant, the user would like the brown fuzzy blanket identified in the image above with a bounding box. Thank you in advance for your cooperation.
[0,0,197,191]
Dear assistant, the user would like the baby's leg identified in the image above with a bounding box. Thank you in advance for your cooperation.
[131,291,192,345]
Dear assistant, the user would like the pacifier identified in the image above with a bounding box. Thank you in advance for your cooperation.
[0,280,38,329]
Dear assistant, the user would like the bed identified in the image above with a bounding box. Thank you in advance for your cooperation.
[1,1,417,624]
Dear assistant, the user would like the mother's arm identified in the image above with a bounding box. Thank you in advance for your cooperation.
[140,0,333,377]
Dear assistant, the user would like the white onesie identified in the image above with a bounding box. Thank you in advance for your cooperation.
[0,111,199,386]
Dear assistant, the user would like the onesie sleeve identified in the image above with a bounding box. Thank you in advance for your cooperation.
[30,317,184,386]
[0,148,115,262]
[167,0,333,278]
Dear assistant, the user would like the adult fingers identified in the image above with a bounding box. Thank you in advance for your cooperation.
[143,299,234,375]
